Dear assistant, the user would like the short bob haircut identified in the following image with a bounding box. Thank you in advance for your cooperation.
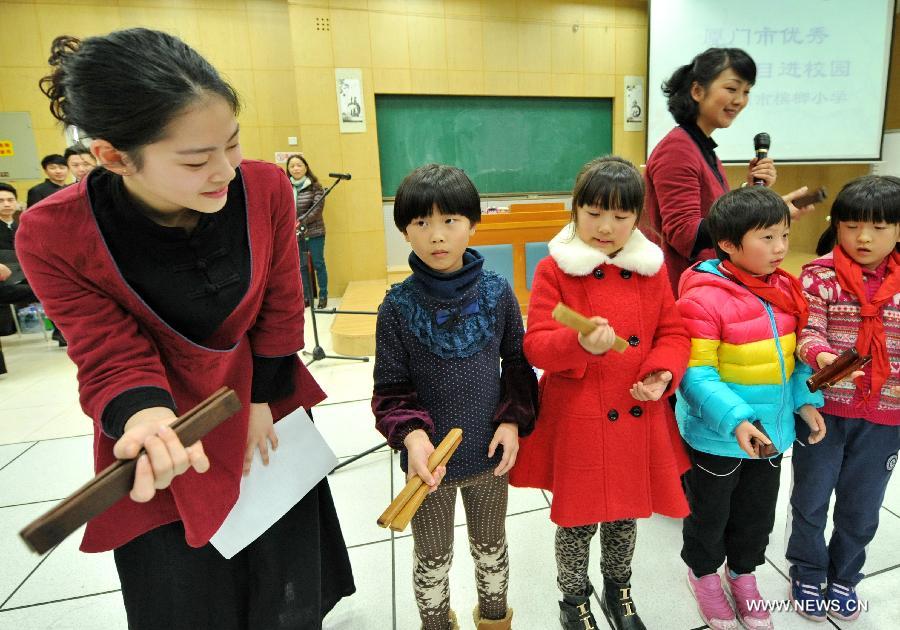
[393,164,481,232]
[706,186,790,260]
[40,154,67,169]
[40,29,240,170]
[571,155,644,222]
[662,48,756,126]
[284,153,320,188]
[815,175,900,255]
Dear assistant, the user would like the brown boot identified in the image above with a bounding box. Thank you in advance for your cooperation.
[472,605,513,629]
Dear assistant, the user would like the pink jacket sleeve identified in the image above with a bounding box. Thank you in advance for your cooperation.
[797,268,836,367]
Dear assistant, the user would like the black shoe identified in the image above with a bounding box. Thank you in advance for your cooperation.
[599,576,646,630]
[559,588,599,630]
[52,328,67,348]
[317,296,328,309]
[304,298,311,308]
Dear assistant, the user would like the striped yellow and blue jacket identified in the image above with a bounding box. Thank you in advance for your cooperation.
[675,260,824,458]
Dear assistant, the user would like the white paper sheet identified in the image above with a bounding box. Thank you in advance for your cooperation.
[210,407,337,559]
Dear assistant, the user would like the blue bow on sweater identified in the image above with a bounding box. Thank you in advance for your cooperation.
[435,299,480,326]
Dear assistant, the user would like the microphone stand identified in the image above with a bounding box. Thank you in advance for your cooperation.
[297,174,388,472]
[296,174,369,367]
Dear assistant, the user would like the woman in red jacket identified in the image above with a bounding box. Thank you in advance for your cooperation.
[644,47,813,295]
[510,157,691,630]
[18,29,354,629]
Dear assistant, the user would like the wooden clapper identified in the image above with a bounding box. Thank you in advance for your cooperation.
[20,387,242,554]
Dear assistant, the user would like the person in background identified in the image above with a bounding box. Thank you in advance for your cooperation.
[286,154,328,309]
[64,142,97,182]
[14,175,68,347]
[0,182,37,350]
[26,154,69,207]
[0,182,40,341]
[643,47,816,296]
[0,182,18,250]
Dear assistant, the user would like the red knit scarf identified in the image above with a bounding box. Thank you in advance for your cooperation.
[720,260,809,334]
[833,246,900,407]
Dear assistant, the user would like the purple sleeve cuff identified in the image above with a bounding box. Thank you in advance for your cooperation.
[492,360,539,436]
[372,383,435,450]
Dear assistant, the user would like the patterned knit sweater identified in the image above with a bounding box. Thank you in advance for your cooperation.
[372,252,538,480]
[797,253,900,425]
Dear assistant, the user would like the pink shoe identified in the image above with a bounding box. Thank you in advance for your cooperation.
[724,566,774,630]
[687,569,739,630]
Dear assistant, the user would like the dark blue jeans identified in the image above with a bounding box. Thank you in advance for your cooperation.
[787,413,900,586]
[298,235,327,300]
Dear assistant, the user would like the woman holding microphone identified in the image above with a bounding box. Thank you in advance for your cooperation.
[644,47,814,295]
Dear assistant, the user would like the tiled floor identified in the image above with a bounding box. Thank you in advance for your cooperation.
[1,302,898,629]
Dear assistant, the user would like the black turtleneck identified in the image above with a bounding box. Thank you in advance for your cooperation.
[88,167,294,438]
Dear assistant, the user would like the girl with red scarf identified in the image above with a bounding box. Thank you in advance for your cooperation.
[788,175,900,623]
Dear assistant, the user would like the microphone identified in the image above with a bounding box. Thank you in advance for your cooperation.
[752,133,770,186]
[329,172,352,180]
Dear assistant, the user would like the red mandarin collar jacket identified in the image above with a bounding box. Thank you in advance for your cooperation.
[17,160,325,552]
[644,126,730,296]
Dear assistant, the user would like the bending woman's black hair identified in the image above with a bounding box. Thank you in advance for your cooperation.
[39,28,240,169]
[815,175,900,255]
[662,47,756,126]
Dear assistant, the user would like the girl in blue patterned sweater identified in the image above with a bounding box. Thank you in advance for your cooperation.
[372,164,538,630]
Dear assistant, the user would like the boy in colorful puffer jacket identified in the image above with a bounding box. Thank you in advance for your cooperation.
[675,187,825,630]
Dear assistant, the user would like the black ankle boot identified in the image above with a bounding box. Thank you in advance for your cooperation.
[599,577,646,630]
[559,588,599,629]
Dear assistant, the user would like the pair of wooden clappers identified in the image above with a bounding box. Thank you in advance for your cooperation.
[377,428,463,532]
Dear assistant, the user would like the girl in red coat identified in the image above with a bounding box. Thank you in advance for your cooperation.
[17,29,354,629]
[510,157,691,630]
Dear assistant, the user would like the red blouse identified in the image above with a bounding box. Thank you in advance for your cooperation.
[644,126,730,295]
[17,160,325,552]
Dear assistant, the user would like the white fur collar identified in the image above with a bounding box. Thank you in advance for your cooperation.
[548,224,664,276]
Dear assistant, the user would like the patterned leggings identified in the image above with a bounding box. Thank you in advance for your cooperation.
[556,519,637,596]
[411,470,509,630]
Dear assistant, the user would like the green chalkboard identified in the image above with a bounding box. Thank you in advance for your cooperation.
[375,95,613,197]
